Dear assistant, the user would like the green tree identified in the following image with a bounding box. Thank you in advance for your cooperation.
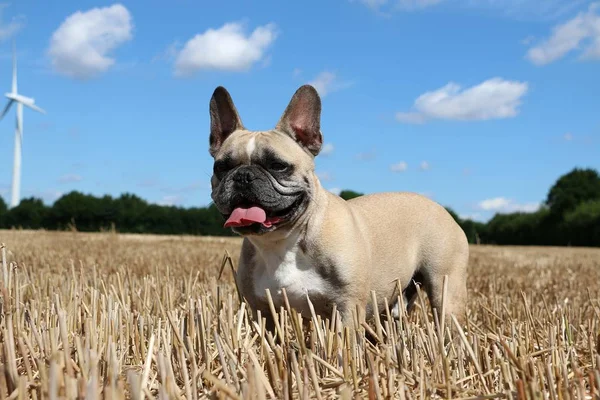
[0,167,598,246]
[444,207,460,223]
[49,191,116,231]
[114,193,149,233]
[203,203,235,236]
[460,219,487,244]
[140,204,186,235]
[546,168,600,218]
[443,207,487,244]
[339,190,363,201]
[486,209,549,246]
[4,197,49,229]
[563,199,600,246]
[183,204,235,236]
[0,196,7,228]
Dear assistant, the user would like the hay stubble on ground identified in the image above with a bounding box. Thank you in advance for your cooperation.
[1,229,600,399]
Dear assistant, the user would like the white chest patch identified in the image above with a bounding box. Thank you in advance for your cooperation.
[253,246,330,314]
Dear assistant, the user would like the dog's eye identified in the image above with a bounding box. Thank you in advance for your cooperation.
[269,162,289,172]
[213,161,231,176]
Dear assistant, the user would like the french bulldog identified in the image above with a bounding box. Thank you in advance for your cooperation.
[208,84,469,333]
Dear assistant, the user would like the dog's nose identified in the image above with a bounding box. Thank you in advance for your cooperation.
[233,167,257,184]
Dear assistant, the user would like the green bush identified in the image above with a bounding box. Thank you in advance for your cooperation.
[563,200,600,246]
[0,166,598,246]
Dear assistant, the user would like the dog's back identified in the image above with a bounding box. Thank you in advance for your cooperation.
[338,191,469,319]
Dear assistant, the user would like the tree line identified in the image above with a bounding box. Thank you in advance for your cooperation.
[342,168,600,247]
[1,167,599,246]
[0,192,234,237]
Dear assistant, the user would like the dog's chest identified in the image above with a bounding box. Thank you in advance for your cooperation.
[253,247,331,313]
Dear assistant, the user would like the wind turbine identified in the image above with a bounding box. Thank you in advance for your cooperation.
[1,41,46,208]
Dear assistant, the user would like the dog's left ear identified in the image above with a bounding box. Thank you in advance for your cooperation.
[209,86,245,157]
[275,85,323,156]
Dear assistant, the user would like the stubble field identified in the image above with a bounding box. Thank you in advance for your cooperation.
[0,229,599,399]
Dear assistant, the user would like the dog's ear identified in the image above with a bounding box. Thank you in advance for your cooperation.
[209,86,245,157]
[275,85,323,156]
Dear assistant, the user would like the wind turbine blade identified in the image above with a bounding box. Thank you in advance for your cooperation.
[12,39,17,94]
[0,99,14,120]
[23,102,46,114]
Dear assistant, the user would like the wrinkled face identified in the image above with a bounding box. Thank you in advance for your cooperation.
[211,129,316,235]
[208,84,323,236]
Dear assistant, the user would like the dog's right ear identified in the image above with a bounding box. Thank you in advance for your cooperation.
[209,86,245,157]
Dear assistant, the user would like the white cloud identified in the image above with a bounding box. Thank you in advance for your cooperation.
[479,197,511,211]
[521,35,536,45]
[419,161,431,171]
[159,195,184,206]
[357,0,390,10]
[0,5,23,41]
[152,41,180,63]
[317,171,334,181]
[459,212,485,222]
[470,0,589,21]
[478,197,541,213]
[514,203,542,213]
[0,22,20,41]
[308,71,353,97]
[174,22,277,76]
[320,143,334,156]
[328,187,342,195]
[397,0,444,10]
[390,161,408,172]
[356,0,585,19]
[395,112,426,124]
[527,3,600,65]
[355,150,377,161]
[58,174,83,184]
[354,0,442,11]
[48,4,133,79]
[396,77,528,123]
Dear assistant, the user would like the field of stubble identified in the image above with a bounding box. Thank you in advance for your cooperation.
[1,229,599,399]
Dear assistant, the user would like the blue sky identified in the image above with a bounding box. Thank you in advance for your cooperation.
[0,0,598,221]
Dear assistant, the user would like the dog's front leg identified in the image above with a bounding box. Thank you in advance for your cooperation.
[339,301,367,331]
[249,298,279,340]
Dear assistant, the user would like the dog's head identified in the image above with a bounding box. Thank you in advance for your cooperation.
[208,85,323,236]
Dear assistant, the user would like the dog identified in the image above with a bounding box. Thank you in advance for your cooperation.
[208,84,469,334]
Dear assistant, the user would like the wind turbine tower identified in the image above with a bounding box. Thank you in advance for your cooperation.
[1,41,46,208]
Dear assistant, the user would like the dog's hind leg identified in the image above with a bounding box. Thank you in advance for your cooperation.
[423,265,468,329]
[398,271,426,318]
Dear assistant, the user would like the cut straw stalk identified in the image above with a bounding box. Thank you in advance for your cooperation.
[0,231,598,399]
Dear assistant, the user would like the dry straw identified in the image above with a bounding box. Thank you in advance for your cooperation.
[0,230,599,399]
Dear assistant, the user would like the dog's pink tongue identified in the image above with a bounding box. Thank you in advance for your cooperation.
[224,207,267,228]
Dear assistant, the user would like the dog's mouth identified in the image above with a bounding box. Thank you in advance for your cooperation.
[222,196,304,230]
